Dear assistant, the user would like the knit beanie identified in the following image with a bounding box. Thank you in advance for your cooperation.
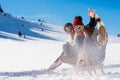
[73,16,83,27]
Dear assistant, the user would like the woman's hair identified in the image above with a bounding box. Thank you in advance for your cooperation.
[64,23,73,32]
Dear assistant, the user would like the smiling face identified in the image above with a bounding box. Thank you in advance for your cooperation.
[74,25,84,33]
[65,25,75,36]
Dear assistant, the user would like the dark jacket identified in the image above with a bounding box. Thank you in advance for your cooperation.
[84,17,97,37]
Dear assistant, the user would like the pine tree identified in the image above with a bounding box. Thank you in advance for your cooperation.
[117,33,120,37]
[0,5,4,13]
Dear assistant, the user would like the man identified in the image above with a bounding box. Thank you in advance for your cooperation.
[45,23,76,71]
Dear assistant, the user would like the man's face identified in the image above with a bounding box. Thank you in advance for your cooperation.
[65,26,75,35]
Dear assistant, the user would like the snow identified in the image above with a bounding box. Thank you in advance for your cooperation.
[0,13,120,80]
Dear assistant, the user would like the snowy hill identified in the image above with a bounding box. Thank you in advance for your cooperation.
[0,13,120,80]
[0,13,67,41]
[108,36,120,43]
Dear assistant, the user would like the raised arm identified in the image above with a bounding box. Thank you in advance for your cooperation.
[87,9,97,29]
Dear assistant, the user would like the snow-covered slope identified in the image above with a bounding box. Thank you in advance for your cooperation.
[0,13,120,80]
[0,13,67,41]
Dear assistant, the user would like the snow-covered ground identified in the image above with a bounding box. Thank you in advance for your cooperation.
[0,13,120,80]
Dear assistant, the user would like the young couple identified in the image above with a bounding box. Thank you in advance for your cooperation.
[45,9,108,75]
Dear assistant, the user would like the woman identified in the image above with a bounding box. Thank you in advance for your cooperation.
[76,15,108,75]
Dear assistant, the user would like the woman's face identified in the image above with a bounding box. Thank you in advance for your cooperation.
[74,25,84,33]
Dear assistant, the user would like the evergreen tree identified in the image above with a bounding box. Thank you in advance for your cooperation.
[0,5,4,13]
[38,19,41,22]
[117,33,120,37]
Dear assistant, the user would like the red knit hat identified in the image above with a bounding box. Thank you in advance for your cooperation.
[73,16,83,28]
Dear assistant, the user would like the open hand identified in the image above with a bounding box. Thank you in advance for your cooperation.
[88,8,95,18]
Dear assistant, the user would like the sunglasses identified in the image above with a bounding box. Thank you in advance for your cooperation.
[74,25,84,31]
[74,26,81,30]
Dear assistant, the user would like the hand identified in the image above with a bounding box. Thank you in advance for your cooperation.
[88,8,95,18]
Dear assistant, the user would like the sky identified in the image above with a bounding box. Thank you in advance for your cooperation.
[0,0,120,35]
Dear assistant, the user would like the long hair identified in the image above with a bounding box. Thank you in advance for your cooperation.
[97,19,108,45]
